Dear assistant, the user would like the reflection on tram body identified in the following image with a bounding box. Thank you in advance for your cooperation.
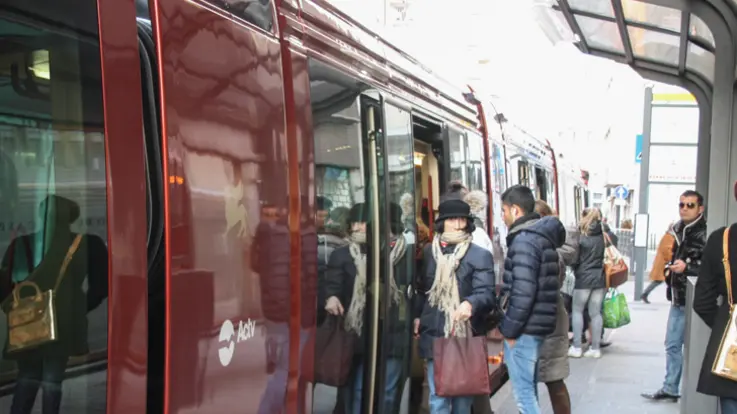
[0,196,109,414]
[321,202,410,413]
[0,8,111,413]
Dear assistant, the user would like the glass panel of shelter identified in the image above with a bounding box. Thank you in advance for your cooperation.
[621,0,682,32]
[627,27,680,66]
[575,15,625,53]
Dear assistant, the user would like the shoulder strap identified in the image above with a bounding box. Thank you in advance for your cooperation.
[723,226,732,307]
[602,230,612,246]
[53,234,83,292]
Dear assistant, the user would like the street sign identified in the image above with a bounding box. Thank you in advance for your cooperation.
[614,185,629,200]
[635,134,643,164]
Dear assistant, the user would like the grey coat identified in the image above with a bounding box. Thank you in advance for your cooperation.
[537,229,578,383]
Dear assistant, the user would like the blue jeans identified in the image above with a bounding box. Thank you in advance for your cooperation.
[663,305,686,395]
[342,358,403,413]
[722,397,737,414]
[257,322,309,414]
[426,360,473,414]
[504,335,544,414]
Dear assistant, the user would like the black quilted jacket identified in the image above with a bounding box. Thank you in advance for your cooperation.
[667,215,707,306]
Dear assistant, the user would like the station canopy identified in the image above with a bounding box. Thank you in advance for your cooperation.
[543,0,717,86]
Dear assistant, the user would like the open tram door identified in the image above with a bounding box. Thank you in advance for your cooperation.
[309,60,418,412]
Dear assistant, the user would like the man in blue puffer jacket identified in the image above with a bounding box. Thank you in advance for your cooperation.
[499,185,566,414]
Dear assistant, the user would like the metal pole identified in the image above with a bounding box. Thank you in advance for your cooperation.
[634,86,653,300]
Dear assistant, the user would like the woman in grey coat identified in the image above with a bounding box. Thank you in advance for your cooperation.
[534,200,576,414]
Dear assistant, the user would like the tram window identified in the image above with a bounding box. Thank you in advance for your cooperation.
[448,128,465,184]
[535,167,548,202]
[491,143,505,193]
[0,11,110,414]
[517,160,530,187]
[207,0,274,32]
[465,132,484,191]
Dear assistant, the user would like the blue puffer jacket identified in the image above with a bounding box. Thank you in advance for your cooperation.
[414,242,495,359]
[500,214,566,339]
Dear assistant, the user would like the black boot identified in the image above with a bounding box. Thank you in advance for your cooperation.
[640,293,650,304]
[641,389,679,402]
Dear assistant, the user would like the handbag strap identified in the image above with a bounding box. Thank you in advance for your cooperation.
[723,226,733,308]
[53,234,83,292]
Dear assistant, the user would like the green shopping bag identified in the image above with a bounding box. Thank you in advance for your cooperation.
[603,288,631,329]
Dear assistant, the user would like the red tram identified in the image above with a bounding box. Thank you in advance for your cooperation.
[0,0,588,413]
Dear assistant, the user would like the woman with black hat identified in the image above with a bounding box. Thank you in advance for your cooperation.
[323,202,410,413]
[413,198,495,413]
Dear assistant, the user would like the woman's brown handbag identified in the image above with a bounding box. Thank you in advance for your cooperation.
[7,235,82,353]
[432,323,490,397]
[312,315,356,387]
[711,227,737,380]
[603,232,628,288]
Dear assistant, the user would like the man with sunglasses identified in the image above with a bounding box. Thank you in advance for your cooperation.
[642,190,707,403]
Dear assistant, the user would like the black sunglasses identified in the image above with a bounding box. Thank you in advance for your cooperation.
[679,202,698,209]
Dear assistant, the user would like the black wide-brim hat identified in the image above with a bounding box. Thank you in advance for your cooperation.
[435,199,473,223]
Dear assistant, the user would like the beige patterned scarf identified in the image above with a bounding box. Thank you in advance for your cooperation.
[344,231,407,335]
[428,231,473,337]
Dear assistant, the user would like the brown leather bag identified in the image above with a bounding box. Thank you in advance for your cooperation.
[312,316,356,387]
[432,323,490,397]
[603,232,628,288]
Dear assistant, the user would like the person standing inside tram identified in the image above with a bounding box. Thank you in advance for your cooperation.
[324,202,410,413]
[316,196,348,327]
[413,198,495,413]
[640,222,675,304]
[0,195,108,414]
[499,185,564,414]
[534,200,575,414]
[642,190,706,403]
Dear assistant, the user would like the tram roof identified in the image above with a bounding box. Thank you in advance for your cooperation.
[536,0,722,94]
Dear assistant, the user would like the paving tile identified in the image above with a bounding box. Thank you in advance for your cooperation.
[490,281,681,414]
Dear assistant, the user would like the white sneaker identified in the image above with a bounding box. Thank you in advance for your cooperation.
[584,348,602,359]
[568,346,583,358]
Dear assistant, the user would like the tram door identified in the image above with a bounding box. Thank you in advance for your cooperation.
[310,63,415,412]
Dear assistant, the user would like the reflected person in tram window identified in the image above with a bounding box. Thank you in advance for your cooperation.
[253,196,302,414]
[0,195,108,414]
[413,199,495,414]
[324,202,410,413]
[317,196,348,327]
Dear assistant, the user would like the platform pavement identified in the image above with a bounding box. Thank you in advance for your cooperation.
[490,281,682,414]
